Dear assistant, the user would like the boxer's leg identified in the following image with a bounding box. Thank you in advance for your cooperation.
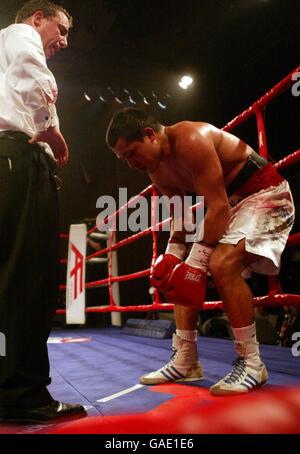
[209,240,268,395]
[139,289,203,385]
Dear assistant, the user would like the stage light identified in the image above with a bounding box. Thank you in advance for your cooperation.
[84,92,91,101]
[178,75,193,90]
[158,101,167,109]
[129,96,137,105]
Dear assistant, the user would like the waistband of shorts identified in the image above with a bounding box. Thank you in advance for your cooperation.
[226,151,269,196]
[234,162,284,198]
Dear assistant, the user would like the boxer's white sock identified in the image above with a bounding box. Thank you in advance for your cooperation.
[176,329,198,342]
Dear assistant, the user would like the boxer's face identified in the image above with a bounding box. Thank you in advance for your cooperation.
[34,10,70,59]
[114,133,160,173]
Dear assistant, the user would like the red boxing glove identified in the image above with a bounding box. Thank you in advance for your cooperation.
[165,262,207,308]
[150,254,182,291]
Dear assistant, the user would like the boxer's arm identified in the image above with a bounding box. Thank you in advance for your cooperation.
[177,132,230,245]
[150,179,192,245]
[165,134,230,307]
[149,182,188,290]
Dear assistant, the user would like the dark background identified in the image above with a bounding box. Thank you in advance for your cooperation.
[1,0,299,309]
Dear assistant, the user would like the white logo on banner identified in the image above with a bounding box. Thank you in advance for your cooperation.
[66,224,87,324]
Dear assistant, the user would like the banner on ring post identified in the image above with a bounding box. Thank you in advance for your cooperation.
[66,224,87,324]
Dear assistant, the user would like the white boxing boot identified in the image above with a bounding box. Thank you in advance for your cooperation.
[139,333,203,385]
[210,339,268,396]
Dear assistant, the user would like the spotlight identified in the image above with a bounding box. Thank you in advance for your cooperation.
[157,101,167,109]
[178,75,193,90]
[128,96,137,105]
[84,92,92,101]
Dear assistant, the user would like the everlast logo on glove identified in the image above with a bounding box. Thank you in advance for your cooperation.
[165,263,207,308]
[151,242,213,307]
[185,270,202,282]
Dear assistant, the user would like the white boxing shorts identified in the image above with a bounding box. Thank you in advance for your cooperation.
[220,178,295,276]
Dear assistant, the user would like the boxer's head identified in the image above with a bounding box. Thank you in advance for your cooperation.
[106,108,163,173]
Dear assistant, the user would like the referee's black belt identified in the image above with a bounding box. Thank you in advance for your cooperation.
[0,130,58,171]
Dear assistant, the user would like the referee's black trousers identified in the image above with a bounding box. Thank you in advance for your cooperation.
[0,133,59,408]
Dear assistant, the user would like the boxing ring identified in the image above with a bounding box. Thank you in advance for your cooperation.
[2,67,299,436]
[31,65,299,436]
